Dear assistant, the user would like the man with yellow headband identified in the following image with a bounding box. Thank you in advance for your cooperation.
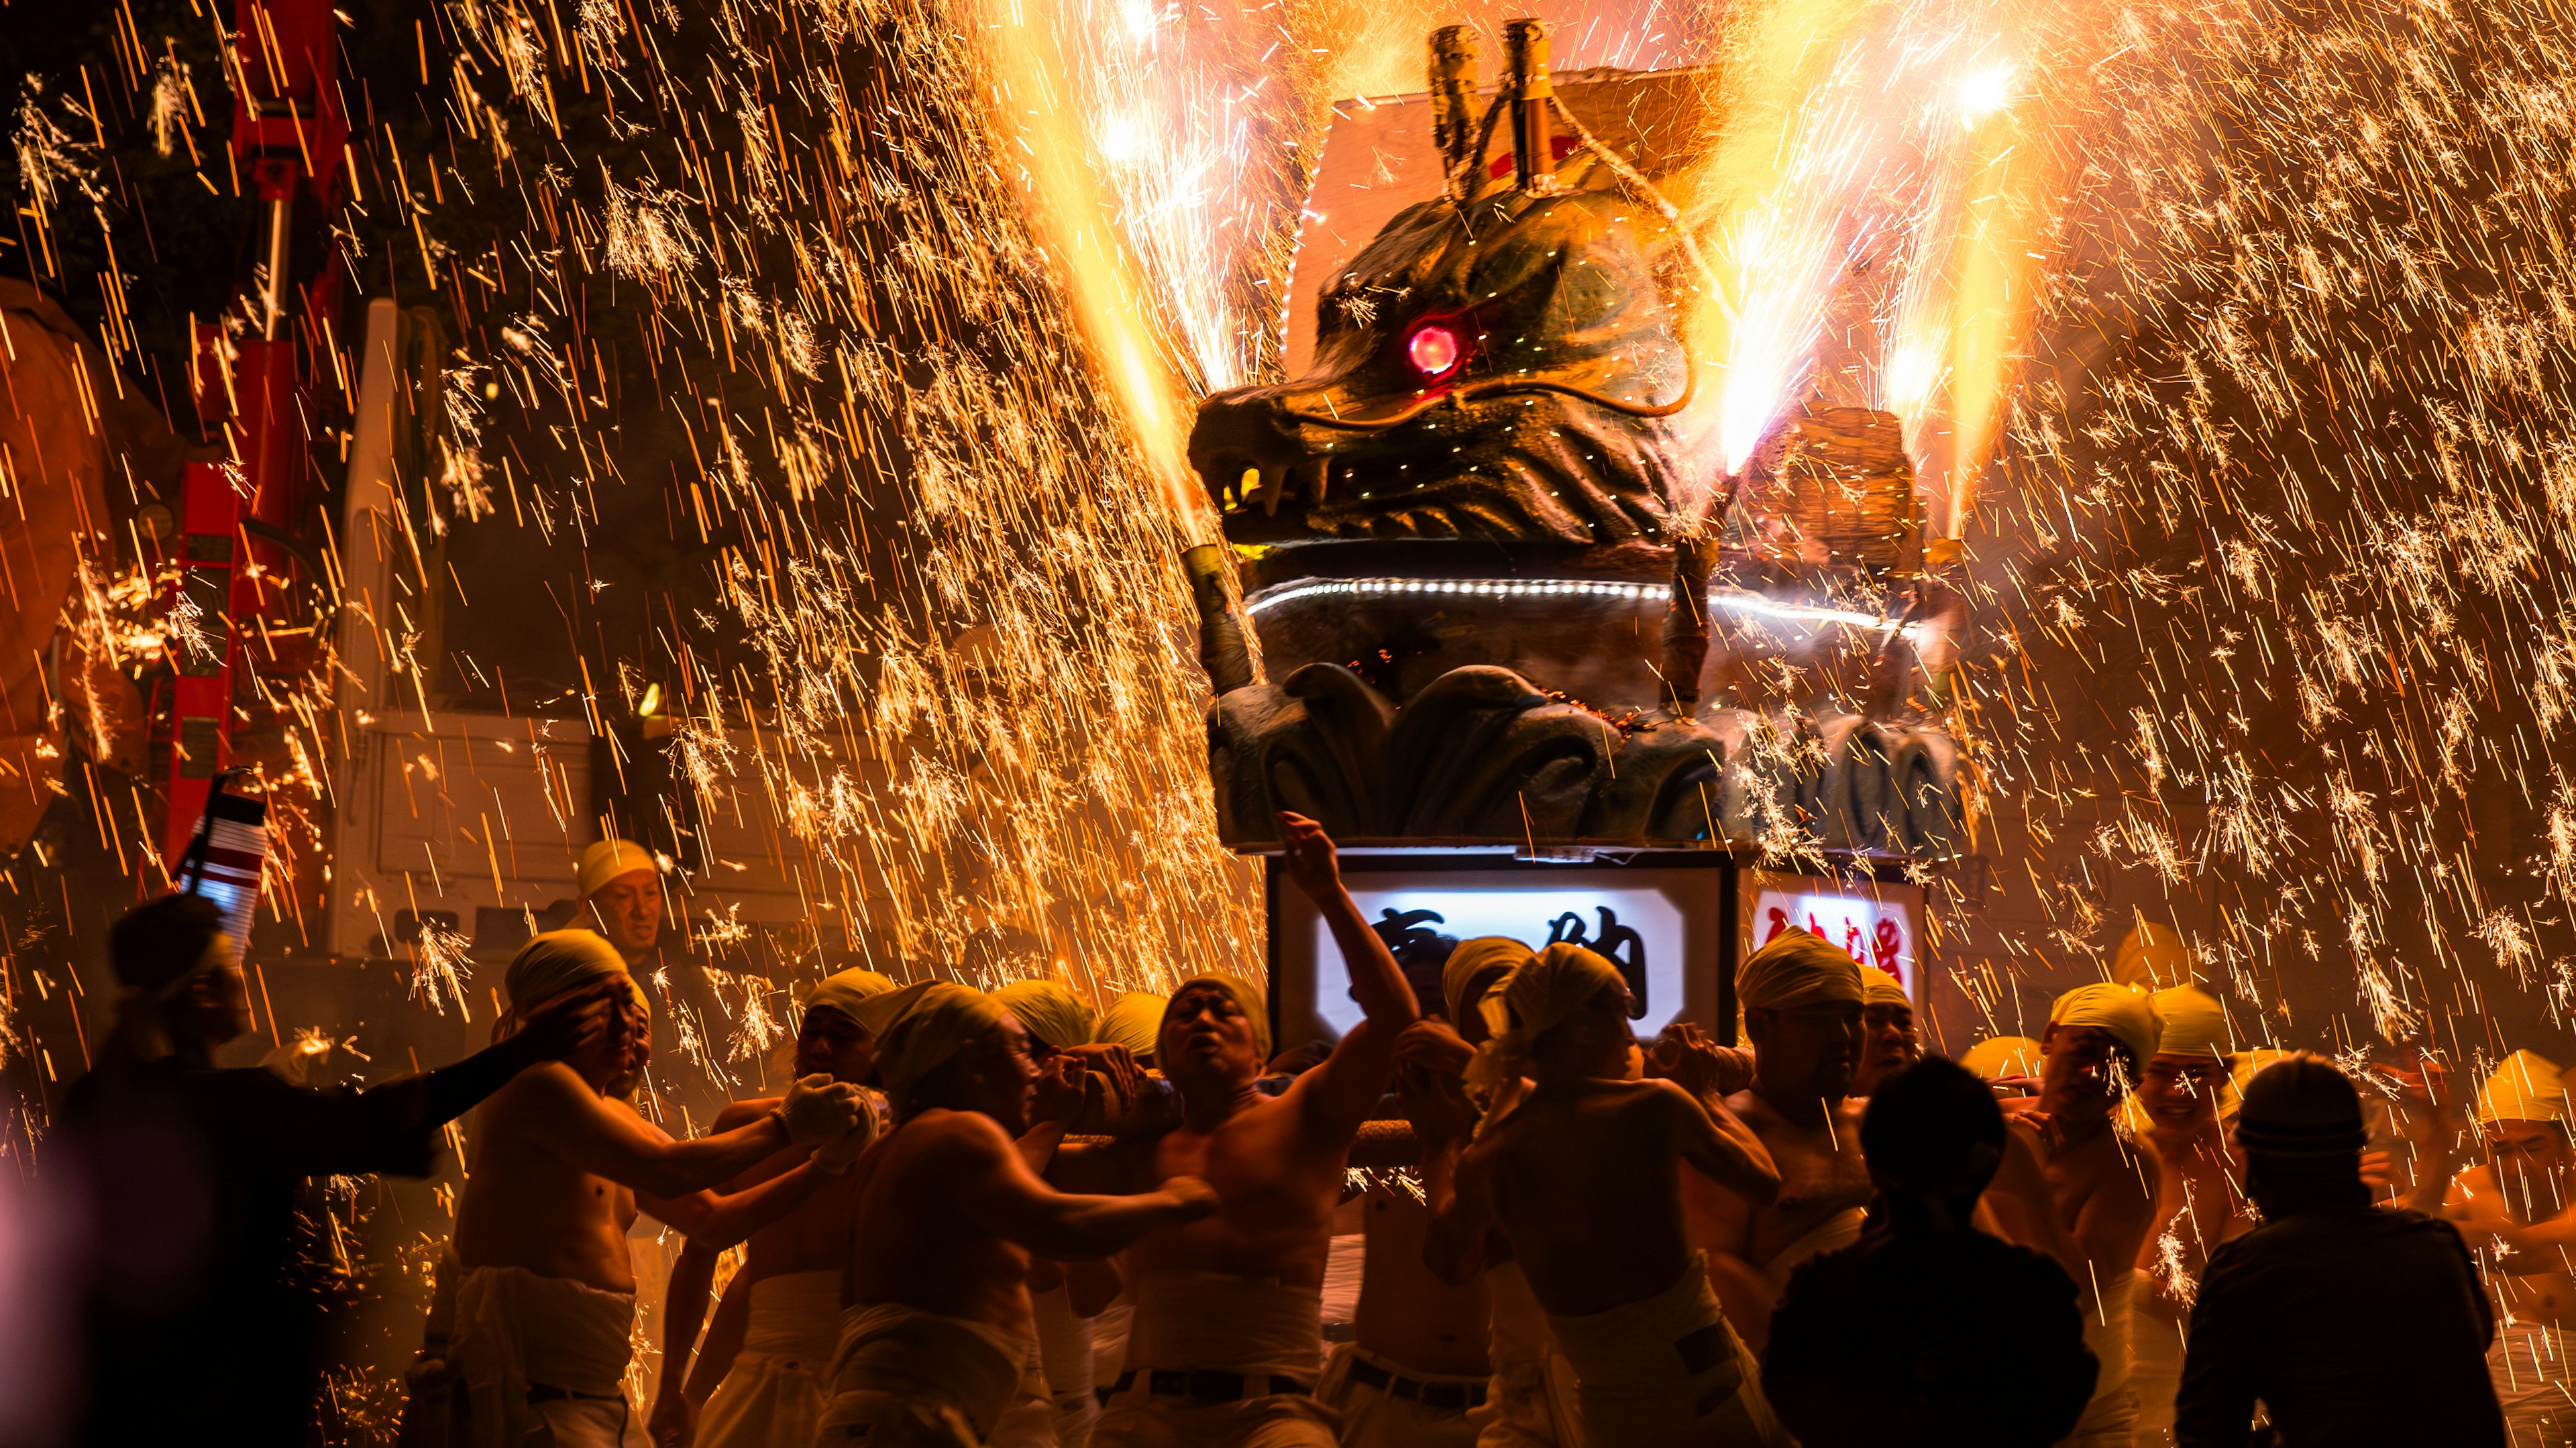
[1851,964,1919,1098]
[1058,812,1423,1448]
[580,838,667,965]
[652,966,902,1448]
[1686,928,1875,1354]
[446,932,867,1447]
[1422,942,1788,1446]
[2017,981,2164,1447]
[2130,983,2249,1446]
[61,895,619,1446]
[822,981,1219,1446]
[2445,1049,2576,1447]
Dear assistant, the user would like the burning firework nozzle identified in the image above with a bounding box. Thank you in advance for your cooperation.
[1429,27,1479,173]
[1505,18,1554,193]
[1660,534,1724,716]
[1181,543,1262,697]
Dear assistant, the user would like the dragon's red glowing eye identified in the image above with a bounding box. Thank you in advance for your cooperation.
[1407,323,1462,380]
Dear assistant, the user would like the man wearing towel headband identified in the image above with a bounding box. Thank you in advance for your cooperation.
[2021,981,2165,1447]
[1851,964,1919,1098]
[2131,983,2249,1445]
[1421,940,1788,1445]
[446,931,868,1447]
[821,981,1218,1446]
[63,895,620,1446]
[1688,928,1876,1353]
[2444,1049,2576,1447]
[1063,812,1424,1448]
[652,966,902,1448]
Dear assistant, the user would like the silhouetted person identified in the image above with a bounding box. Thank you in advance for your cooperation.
[60,893,614,1445]
[1763,1057,2096,1447]
[2176,1055,2505,1447]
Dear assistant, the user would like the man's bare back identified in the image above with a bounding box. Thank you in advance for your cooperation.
[848,1108,1065,1333]
[1468,1078,1729,1315]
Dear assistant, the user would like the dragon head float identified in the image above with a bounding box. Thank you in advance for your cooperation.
[1185,29,1962,854]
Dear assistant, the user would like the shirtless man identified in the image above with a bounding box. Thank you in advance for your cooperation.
[820,981,1218,1445]
[2128,984,2249,1447]
[1851,964,1918,1098]
[1687,930,1874,1355]
[448,932,864,1447]
[650,967,900,1448]
[1421,943,1787,1447]
[2445,1050,2576,1448]
[1315,936,1534,1448]
[1060,812,1419,1448]
[2013,983,2162,1448]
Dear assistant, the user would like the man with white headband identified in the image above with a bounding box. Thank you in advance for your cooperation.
[652,966,901,1448]
[820,981,1218,1445]
[1688,928,1876,1353]
[444,931,866,1447]
[2444,1049,2576,1447]
[1060,812,1423,1448]
[1423,941,1788,1446]
[2130,983,2249,1445]
[2019,981,2164,1447]
[62,895,617,1445]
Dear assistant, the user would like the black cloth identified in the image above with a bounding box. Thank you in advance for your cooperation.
[1762,1221,2097,1447]
[59,1056,451,1445]
[2176,1203,2504,1447]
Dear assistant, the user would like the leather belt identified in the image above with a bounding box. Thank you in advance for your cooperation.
[1347,1357,1489,1410]
[1103,1368,1314,1403]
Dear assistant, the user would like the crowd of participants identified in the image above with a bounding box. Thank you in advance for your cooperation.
[44,812,2575,1447]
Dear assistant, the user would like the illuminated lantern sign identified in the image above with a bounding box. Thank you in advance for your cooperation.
[1739,870,1925,1009]
[1270,860,1929,1048]
[1273,862,1731,1044]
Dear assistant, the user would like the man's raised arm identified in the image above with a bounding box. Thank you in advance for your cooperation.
[1667,1082,1782,1207]
[1276,810,1420,1129]
[517,1066,858,1198]
[939,1112,1218,1259]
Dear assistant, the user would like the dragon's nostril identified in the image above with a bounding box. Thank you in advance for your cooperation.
[1407,322,1463,382]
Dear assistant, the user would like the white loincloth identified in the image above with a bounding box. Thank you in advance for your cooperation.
[988,1332,1065,1448]
[1474,1263,1587,1448]
[2127,1313,2184,1447]
[1032,1284,1099,1448]
[2490,1319,2576,1447]
[2059,1269,2140,1447]
[443,1264,645,1447]
[1089,1271,1338,1448]
[1545,1254,1792,1448]
[1315,1341,1483,1448]
[695,1270,839,1448]
[1091,1297,1136,1392]
[1758,1207,1868,1295]
[817,1300,1034,1447]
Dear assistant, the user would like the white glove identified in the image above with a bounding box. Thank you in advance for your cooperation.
[814,1095,881,1174]
[780,1073,862,1147]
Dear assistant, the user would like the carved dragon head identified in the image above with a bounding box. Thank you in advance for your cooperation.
[1189,180,1699,546]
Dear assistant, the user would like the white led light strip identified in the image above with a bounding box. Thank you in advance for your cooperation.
[1242,577,1920,635]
